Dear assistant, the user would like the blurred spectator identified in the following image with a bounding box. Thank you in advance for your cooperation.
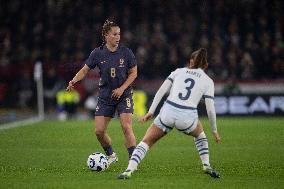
[240,51,255,79]
[18,71,34,108]
[43,67,64,111]
[0,83,8,105]
[56,89,80,121]
[84,91,99,118]
[0,0,284,108]
[222,77,241,95]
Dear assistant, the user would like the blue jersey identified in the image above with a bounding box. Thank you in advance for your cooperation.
[85,45,137,105]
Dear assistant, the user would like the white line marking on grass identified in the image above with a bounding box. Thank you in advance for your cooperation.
[0,117,43,130]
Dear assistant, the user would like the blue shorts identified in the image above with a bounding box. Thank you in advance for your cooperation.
[95,95,134,117]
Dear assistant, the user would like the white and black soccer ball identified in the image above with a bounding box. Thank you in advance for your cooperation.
[87,152,109,172]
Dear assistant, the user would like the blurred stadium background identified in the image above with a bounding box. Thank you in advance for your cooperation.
[0,0,284,125]
[1,1,284,189]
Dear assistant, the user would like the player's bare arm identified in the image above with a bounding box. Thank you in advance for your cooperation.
[112,65,137,99]
[66,64,90,91]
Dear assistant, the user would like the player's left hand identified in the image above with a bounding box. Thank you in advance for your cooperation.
[112,87,124,100]
[213,132,221,144]
[139,112,153,122]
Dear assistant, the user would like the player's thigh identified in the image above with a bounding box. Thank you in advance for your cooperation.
[95,116,112,132]
[190,120,204,138]
[119,113,133,129]
[142,123,167,147]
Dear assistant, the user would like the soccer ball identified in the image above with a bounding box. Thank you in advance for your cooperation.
[87,152,109,172]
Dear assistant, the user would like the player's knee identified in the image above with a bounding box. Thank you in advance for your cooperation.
[191,125,204,138]
[95,128,106,138]
[121,123,133,135]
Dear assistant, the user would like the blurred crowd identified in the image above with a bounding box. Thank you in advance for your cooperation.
[0,0,284,108]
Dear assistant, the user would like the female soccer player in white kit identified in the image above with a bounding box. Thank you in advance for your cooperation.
[118,48,221,179]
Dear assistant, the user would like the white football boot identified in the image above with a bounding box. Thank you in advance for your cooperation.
[203,164,220,178]
[107,152,118,165]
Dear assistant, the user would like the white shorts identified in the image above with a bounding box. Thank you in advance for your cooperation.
[153,101,198,134]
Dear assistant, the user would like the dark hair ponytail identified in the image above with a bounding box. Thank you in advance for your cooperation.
[190,48,208,69]
[100,19,119,49]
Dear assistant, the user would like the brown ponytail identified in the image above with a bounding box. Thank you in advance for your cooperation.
[100,19,119,48]
[190,48,208,69]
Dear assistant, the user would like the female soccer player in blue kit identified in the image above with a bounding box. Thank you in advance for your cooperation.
[67,20,137,165]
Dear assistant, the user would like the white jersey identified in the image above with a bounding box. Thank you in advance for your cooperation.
[148,67,217,132]
[167,68,214,108]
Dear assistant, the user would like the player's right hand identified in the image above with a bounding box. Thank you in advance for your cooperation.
[66,80,75,91]
[213,131,221,144]
[139,112,153,123]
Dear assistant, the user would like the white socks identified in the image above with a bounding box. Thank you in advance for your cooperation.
[126,141,149,172]
[194,131,210,166]
[125,133,209,172]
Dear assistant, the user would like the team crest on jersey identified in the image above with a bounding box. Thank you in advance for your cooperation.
[119,58,125,67]
[96,106,100,111]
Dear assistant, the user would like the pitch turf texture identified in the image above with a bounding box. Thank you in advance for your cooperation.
[0,117,283,189]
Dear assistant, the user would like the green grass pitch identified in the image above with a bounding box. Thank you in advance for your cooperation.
[0,117,283,189]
